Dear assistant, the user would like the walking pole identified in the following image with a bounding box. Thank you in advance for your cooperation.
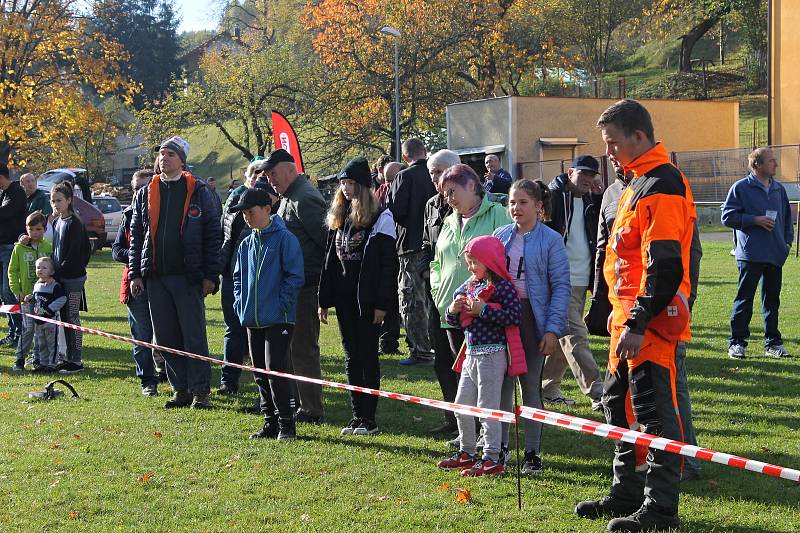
[514,382,522,510]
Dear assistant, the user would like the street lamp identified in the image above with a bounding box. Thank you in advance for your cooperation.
[380,26,401,161]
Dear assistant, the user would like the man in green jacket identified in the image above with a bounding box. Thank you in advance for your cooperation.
[266,149,328,424]
[20,173,52,216]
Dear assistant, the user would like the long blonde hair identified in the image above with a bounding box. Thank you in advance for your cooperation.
[326,182,379,230]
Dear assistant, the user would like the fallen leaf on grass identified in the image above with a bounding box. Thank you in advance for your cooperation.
[395,499,408,505]
[68,511,78,520]
[73,434,81,440]
[412,416,422,422]
[49,443,62,450]
[300,514,310,521]
[136,473,152,482]
[760,446,771,453]
[0,392,10,399]
[437,482,450,493]
[153,431,162,439]
[53,459,64,465]
[455,488,471,503]
[49,479,60,488]
[375,495,390,501]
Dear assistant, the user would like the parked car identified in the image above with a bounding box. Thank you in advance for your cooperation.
[38,168,93,202]
[93,195,124,245]
[73,197,107,253]
[39,183,106,253]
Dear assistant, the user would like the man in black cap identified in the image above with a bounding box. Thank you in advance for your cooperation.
[264,148,328,424]
[542,154,604,409]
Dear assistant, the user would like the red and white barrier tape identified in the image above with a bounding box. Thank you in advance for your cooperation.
[3,303,799,482]
[516,406,800,482]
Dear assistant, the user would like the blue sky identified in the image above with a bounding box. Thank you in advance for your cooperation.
[175,0,219,32]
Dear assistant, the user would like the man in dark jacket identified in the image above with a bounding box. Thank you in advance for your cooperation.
[388,138,437,365]
[129,136,222,410]
[542,155,604,409]
[266,148,328,424]
[483,154,512,194]
[112,169,163,396]
[20,173,52,216]
[422,149,461,434]
[0,165,28,345]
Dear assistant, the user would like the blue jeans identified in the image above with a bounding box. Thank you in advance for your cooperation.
[220,272,247,389]
[127,292,157,387]
[730,260,783,348]
[0,244,21,337]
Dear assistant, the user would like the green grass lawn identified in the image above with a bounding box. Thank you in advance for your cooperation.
[2,241,800,531]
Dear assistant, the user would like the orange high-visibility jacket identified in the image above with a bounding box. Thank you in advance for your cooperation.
[603,143,697,343]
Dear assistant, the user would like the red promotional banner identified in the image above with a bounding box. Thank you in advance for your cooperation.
[272,110,305,174]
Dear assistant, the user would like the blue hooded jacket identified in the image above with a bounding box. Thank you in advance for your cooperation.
[233,215,304,328]
[721,173,794,267]
[493,222,571,339]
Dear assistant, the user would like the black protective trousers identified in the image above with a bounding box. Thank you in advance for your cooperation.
[248,325,295,420]
[602,353,684,516]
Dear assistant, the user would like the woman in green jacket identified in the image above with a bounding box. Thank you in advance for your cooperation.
[430,164,512,370]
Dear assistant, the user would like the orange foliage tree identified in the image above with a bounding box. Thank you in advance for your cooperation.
[300,0,561,163]
[0,0,136,169]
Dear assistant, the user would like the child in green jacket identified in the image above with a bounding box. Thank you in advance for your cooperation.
[9,211,53,371]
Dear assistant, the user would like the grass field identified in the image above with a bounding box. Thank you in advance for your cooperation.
[2,240,800,532]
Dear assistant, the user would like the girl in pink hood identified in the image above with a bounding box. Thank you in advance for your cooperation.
[436,235,522,477]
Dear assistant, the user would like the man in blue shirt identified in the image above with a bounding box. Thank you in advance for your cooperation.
[722,147,794,359]
[483,154,512,194]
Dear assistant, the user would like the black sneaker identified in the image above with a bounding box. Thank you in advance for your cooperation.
[607,505,680,532]
[575,496,644,519]
[250,417,278,439]
[31,364,54,373]
[521,451,543,474]
[340,417,361,436]
[57,361,84,374]
[141,384,158,397]
[295,409,326,425]
[190,393,212,410]
[11,361,24,372]
[164,391,193,409]
[277,417,297,440]
[217,383,238,395]
[353,418,379,436]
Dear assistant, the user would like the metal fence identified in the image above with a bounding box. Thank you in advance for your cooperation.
[520,144,800,204]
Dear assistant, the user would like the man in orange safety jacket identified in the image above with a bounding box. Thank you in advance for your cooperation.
[575,99,696,533]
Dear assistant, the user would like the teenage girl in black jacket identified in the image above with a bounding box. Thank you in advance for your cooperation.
[318,157,399,437]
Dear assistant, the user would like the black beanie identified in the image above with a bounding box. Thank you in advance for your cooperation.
[338,157,372,188]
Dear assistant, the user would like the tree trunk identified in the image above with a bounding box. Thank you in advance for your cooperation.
[679,15,723,72]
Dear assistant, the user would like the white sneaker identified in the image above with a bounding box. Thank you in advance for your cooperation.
[728,344,746,359]
[765,344,790,358]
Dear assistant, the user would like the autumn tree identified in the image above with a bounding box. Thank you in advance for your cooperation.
[0,0,135,168]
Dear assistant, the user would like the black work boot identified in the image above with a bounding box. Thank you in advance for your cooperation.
[277,417,296,441]
[250,417,278,440]
[190,392,212,410]
[575,496,644,519]
[607,505,680,532]
[164,391,193,409]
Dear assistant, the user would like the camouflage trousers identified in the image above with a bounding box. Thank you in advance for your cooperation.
[398,251,433,358]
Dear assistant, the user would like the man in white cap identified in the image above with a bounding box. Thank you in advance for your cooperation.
[128,136,222,409]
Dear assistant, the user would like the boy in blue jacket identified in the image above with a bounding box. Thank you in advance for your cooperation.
[231,186,304,440]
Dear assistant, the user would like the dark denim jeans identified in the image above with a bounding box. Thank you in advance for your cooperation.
[0,244,21,337]
[730,260,783,348]
[676,342,699,474]
[220,272,247,389]
[127,292,157,387]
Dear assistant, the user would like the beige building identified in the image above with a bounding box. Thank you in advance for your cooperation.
[446,96,739,181]
[771,0,800,146]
